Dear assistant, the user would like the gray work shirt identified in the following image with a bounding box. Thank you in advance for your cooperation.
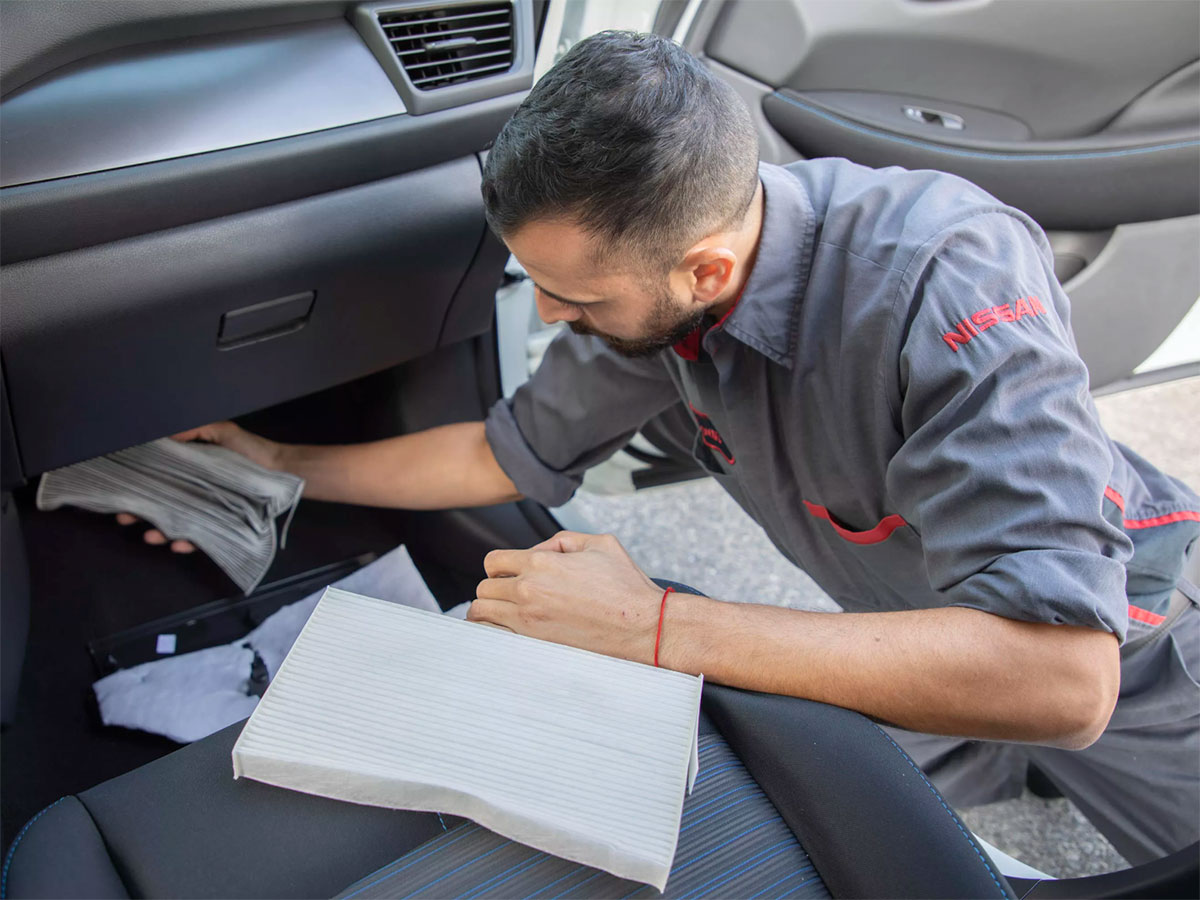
[485,160,1200,643]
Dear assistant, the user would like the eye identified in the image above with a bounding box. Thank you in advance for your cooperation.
[538,288,583,310]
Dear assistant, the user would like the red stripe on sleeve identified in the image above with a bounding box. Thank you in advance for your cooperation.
[1128,604,1166,626]
[1103,486,1199,529]
[1123,509,1200,529]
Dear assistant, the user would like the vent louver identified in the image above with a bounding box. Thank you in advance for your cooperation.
[380,3,516,91]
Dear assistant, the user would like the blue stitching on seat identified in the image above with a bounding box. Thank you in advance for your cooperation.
[870,724,1007,897]
[679,840,803,899]
[458,849,550,900]
[692,758,743,786]
[680,793,759,833]
[404,780,753,900]
[548,867,606,900]
[771,92,1200,162]
[672,818,778,874]
[2,798,66,900]
[397,841,509,899]
[746,864,820,900]
[781,873,826,898]
[526,861,587,899]
[346,739,746,900]
[341,824,476,899]
[680,783,758,822]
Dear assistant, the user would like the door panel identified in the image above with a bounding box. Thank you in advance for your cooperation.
[760,90,1198,229]
[704,0,1200,140]
[685,0,1200,390]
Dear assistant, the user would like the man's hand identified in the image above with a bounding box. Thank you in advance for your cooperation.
[117,421,283,552]
[468,531,668,664]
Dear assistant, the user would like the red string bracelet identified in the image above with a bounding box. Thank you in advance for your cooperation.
[653,586,675,668]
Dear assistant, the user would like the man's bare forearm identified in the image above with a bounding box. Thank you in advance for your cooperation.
[274,422,522,509]
[659,598,1120,748]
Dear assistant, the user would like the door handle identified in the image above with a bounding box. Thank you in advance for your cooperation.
[903,105,964,130]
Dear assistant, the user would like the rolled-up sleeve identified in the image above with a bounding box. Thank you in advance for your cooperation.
[484,331,681,507]
[885,212,1132,641]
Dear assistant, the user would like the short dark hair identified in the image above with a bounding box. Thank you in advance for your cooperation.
[481,31,759,273]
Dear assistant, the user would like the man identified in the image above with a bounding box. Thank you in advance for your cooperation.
[141,32,1198,863]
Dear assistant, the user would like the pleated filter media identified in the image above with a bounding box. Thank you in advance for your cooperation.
[232,588,703,890]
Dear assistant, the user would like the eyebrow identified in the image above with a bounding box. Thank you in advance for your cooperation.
[533,282,602,307]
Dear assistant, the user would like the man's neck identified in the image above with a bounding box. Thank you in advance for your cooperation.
[707,180,766,321]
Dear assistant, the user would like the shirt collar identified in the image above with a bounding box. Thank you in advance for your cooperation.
[671,162,815,368]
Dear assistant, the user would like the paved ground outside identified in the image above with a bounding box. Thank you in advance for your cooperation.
[564,375,1198,878]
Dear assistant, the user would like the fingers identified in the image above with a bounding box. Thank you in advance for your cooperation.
[467,598,517,630]
[528,531,617,553]
[484,532,621,575]
[527,531,590,553]
[475,577,518,602]
[141,529,195,553]
[483,548,529,577]
[478,621,515,633]
[115,513,138,526]
[170,421,234,444]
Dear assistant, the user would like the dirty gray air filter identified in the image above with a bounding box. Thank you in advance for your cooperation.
[37,439,304,594]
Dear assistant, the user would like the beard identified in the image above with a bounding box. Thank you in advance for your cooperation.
[568,285,709,359]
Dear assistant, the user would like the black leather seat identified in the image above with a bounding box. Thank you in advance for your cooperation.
[2,685,1014,899]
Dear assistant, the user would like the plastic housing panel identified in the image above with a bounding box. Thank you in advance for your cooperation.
[705,0,1200,140]
[0,19,405,188]
[1,157,486,474]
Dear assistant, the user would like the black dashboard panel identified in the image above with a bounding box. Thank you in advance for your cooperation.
[1,156,487,475]
[0,0,539,481]
[0,0,348,97]
[0,95,520,265]
[0,18,405,188]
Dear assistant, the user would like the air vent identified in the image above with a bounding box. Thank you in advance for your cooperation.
[379,3,516,91]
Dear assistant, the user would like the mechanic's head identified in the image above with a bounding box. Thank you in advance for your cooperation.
[482,31,761,357]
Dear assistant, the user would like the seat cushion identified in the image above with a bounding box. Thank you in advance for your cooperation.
[335,732,828,899]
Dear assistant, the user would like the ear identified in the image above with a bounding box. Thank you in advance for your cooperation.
[677,244,738,305]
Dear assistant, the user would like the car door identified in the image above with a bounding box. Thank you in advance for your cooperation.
[681,0,1200,391]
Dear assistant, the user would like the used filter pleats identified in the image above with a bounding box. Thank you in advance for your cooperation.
[37,438,304,593]
[232,588,703,890]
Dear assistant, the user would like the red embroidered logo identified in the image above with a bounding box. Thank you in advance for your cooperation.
[688,403,735,465]
[942,295,1047,352]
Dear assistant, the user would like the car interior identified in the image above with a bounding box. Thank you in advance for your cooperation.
[1,0,1197,897]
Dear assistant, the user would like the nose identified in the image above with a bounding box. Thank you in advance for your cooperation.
[535,291,582,325]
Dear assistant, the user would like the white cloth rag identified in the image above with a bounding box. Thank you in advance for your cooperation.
[93,545,440,743]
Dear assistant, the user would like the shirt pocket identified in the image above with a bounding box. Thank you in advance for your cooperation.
[800,500,931,611]
[802,500,908,545]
